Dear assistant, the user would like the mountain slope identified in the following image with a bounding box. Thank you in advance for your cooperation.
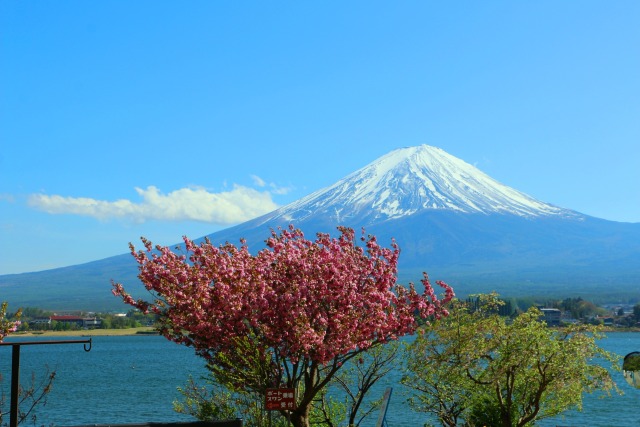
[1,145,639,310]
[258,145,577,227]
[192,145,640,298]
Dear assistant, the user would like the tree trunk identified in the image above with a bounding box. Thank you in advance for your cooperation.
[289,405,310,427]
[501,410,512,427]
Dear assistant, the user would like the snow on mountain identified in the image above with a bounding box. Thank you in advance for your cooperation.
[260,145,577,226]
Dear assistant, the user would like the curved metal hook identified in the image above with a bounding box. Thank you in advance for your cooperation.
[84,338,92,352]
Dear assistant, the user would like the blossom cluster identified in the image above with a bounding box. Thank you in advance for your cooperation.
[113,226,454,365]
[0,302,20,342]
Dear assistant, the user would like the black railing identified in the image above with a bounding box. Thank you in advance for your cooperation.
[0,339,92,427]
[1,340,243,427]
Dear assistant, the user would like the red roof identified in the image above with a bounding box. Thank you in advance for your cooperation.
[50,315,84,321]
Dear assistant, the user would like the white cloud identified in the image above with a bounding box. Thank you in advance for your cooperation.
[27,184,281,224]
[251,175,266,187]
[270,183,293,195]
[251,175,293,195]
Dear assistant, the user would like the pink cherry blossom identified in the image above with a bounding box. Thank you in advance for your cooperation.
[0,302,20,342]
[113,225,454,427]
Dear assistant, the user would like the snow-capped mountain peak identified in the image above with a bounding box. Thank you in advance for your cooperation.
[263,145,575,226]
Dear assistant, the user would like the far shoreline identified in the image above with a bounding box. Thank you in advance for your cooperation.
[11,326,639,339]
[11,327,159,337]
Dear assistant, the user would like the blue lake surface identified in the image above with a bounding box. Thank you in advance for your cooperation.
[2,332,639,426]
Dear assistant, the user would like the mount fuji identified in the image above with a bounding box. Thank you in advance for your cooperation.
[2,145,640,310]
[252,145,576,224]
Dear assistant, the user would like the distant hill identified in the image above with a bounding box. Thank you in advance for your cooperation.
[2,145,639,311]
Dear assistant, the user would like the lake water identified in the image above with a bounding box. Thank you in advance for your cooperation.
[2,332,639,427]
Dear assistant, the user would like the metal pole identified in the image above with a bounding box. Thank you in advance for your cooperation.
[0,338,91,427]
[10,344,20,427]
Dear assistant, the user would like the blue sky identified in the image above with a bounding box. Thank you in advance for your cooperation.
[1,1,639,275]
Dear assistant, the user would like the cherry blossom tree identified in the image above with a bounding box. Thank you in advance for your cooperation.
[113,226,454,427]
[0,302,20,342]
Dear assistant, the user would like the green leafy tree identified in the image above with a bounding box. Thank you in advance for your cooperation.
[330,341,400,426]
[100,316,112,329]
[623,352,640,372]
[174,374,285,427]
[402,298,485,427]
[175,335,401,427]
[402,293,620,427]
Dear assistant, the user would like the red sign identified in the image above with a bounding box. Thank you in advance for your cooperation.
[265,388,296,410]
